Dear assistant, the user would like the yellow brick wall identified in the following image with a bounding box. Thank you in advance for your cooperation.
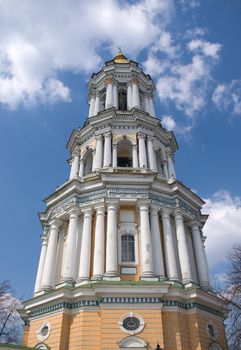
[24,307,228,350]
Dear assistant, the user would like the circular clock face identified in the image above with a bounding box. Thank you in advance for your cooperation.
[123,316,140,331]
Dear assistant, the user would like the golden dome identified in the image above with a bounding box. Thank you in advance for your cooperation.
[113,51,129,64]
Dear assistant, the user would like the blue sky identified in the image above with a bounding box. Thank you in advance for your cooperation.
[0,0,240,299]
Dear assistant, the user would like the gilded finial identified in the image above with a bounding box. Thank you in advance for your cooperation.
[113,49,129,64]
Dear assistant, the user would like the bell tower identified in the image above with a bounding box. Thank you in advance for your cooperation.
[22,52,228,350]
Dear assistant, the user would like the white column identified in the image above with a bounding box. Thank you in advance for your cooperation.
[132,79,140,108]
[77,208,93,281]
[138,203,154,278]
[174,210,192,283]
[103,132,112,167]
[41,219,62,290]
[161,208,179,281]
[113,81,118,109]
[150,206,165,279]
[143,93,149,113]
[94,135,103,170]
[54,228,65,285]
[105,77,113,109]
[162,156,169,178]
[138,133,147,168]
[191,221,210,289]
[112,144,117,167]
[127,82,132,110]
[34,235,48,293]
[92,206,105,280]
[94,91,100,115]
[92,149,96,172]
[78,159,84,177]
[105,201,119,277]
[167,150,176,179]
[88,93,95,118]
[62,208,79,283]
[148,94,155,117]
[147,136,157,171]
[69,148,80,180]
[132,144,138,168]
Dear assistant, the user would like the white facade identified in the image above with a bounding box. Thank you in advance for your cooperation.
[34,52,211,294]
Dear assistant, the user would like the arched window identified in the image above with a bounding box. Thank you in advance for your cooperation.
[83,150,93,176]
[121,235,135,262]
[117,139,132,167]
[100,91,106,111]
[118,89,127,111]
[156,152,164,175]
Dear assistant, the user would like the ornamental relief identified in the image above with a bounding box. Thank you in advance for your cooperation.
[48,188,197,219]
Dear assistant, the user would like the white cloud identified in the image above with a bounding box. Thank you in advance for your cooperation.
[153,31,176,57]
[179,0,200,10]
[188,39,221,59]
[162,115,176,130]
[212,80,241,115]
[203,191,241,268]
[161,114,193,135]
[0,0,173,109]
[157,54,209,116]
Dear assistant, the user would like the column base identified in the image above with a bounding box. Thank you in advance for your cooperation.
[76,277,89,284]
[55,281,74,289]
[91,275,103,281]
[75,280,91,287]
[158,275,167,282]
[40,285,53,291]
[140,277,159,282]
[103,273,120,281]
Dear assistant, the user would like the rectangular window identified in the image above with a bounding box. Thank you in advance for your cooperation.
[121,235,135,262]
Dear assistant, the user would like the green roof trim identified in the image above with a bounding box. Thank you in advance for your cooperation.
[0,344,37,350]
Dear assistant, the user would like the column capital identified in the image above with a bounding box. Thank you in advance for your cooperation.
[106,76,113,85]
[137,202,150,211]
[112,144,117,150]
[95,134,103,141]
[138,132,146,140]
[131,77,139,85]
[167,150,174,158]
[72,146,80,157]
[103,131,111,139]
[94,205,105,215]
[68,206,80,218]
[147,135,154,142]
[189,219,202,230]
[82,207,93,218]
[106,200,119,210]
[161,207,172,218]
[49,218,62,230]
[131,144,137,150]
[173,208,185,220]
[150,205,160,216]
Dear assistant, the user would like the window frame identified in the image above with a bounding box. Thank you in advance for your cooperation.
[118,223,139,267]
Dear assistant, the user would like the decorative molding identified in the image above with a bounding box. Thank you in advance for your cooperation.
[30,297,222,318]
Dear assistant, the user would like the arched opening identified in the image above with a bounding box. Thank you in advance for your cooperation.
[118,335,147,349]
[118,89,127,111]
[156,152,164,175]
[83,150,93,176]
[117,139,132,167]
[121,234,135,263]
[100,91,106,112]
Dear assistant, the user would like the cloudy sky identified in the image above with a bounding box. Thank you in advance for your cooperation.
[0,0,240,298]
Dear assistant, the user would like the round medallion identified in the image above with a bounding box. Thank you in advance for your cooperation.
[119,312,145,335]
[123,316,140,331]
[206,321,218,341]
[37,321,51,342]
